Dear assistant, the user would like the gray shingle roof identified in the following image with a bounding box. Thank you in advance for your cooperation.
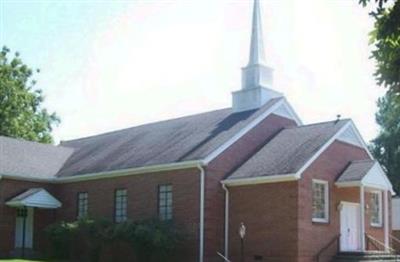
[56,98,283,177]
[7,188,43,202]
[337,159,376,183]
[227,119,350,180]
[0,136,73,179]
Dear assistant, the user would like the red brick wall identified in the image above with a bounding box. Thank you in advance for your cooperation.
[0,179,56,258]
[228,182,299,262]
[205,114,297,261]
[297,140,385,262]
[54,168,201,261]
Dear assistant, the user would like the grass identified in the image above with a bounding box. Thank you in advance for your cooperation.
[0,259,66,262]
[0,260,43,262]
[0,260,46,262]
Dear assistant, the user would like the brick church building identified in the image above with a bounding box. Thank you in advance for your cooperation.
[0,1,396,261]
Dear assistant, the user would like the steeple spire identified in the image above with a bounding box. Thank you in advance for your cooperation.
[248,0,266,66]
[231,0,282,113]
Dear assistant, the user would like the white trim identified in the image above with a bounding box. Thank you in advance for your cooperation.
[371,162,394,194]
[339,201,362,252]
[221,173,298,187]
[197,165,205,262]
[222,184,229,259]
[312,179,329,223]
[340,201,360,207]
[295,121,353,178]
[0,100,302,185]
[295,121,374,179]
[204,99,301,165]
[360,185,366,251]
[0,160,203,184]
[6,189,62,209]
[279,98,303,125]
[345,123,374,159]
[335,162,394,195]
[370,190,383,227]
[384,190,389,251]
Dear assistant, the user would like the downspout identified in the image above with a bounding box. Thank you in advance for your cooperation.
[222,183,230,259]
[197,164,205,262]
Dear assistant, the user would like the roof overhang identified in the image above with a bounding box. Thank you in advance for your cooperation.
[203,98,302,165]
[6,188,62,209]
[335,162,395,195]
[221,173,299,187]
[0,160,205,184]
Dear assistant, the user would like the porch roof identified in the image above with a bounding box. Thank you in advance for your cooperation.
[336,160,394,193]
[6,188,62,209]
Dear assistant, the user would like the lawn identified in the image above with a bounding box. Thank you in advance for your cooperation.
[0,260,45,262]
[0,260,64,262]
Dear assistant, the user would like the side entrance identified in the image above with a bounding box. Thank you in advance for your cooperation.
[340,202,361,252]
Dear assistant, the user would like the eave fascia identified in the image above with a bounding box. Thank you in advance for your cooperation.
[203,99,288,165]
[335,180,395,195]
[1,160,206,184]
[221,173,298,187]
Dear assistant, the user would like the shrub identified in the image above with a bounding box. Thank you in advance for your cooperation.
[45,218,185,262]
[132,219,184,262]
[45,221,77,259]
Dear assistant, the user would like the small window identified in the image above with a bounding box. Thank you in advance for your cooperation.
[158,184,173,221]
[370,191,382,227]
[312,180,329,223]
[114,189,127,223]
[77,192,88,219]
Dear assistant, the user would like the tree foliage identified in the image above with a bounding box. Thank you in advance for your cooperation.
[0,46,59,143]
[370,91,400,192]
[360,0,400,95]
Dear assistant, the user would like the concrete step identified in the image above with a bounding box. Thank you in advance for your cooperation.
[332,251,400,261]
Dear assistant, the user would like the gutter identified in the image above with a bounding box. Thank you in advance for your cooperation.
[221,173,298,187]
[1,160,203,184]
[197,164,206,262]
[222,183,229,259]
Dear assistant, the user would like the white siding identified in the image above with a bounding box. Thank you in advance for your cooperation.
[392,198,400,230]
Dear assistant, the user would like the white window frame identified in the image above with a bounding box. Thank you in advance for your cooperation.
[312,179,329,223]
[370,190,383,227]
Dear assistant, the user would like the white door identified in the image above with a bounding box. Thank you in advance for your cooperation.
[15,207,34,249]
[340,203,360,251]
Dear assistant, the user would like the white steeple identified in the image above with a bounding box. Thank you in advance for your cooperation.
[232,0,282,112]
[248,0,266,66]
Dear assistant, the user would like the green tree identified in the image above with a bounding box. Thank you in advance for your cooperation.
[370,91,400,192]
[360,0,400,95]
[0,46,59,143]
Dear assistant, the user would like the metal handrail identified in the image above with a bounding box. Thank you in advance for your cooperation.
[217,252,231,262]
[389,234,400,254]
[365,233,395,253]
[316,234,341,262]
[390,234,400,245]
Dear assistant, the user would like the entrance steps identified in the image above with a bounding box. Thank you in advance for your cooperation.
[332,251,400,261]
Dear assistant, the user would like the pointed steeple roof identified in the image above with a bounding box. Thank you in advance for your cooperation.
[248,0,266,66]
[232,0,282,113]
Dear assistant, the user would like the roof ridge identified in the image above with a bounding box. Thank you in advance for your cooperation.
[59,97,283,145]
[283,118,351,130]
[0,135,72,151]
[351,159,375,164]
[60,107,232,144]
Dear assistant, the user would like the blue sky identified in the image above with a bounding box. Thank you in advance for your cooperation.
[1,0,384,143]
